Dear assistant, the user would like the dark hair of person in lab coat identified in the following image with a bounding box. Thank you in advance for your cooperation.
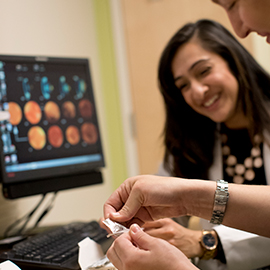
[158,19,270,179]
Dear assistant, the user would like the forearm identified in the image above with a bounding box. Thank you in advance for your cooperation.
[184,181,270,238]
[180,179,216,221]
[221,184,270,238]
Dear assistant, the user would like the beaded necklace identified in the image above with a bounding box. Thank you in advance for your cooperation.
[221,133,263,184]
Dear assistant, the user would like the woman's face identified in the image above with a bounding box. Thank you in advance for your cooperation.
[171,40,243,127]
[212,0,270,43]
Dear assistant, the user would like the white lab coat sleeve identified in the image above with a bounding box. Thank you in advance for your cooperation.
[196,220,270,270]
[214,225,270,270]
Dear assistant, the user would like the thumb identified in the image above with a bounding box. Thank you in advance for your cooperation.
[109,188,143,222]
[109,204,136,222]
[129,224,155,250]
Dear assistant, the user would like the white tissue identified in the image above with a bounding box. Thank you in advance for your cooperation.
[78,237,116,270]
[0,260,21,270]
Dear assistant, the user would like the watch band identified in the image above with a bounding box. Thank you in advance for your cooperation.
[210,180,229,225]
[199,230,218,260]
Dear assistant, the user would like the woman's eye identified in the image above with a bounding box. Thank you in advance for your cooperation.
[200,67,211,76]
[177,83,188,92]
[228,1,236,11]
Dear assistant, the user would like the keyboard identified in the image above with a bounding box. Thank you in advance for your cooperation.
[0,220,113,270]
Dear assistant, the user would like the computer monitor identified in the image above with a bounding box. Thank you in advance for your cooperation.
[0,55,105,199]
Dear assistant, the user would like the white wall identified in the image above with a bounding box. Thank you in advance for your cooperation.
[0,0,114,234]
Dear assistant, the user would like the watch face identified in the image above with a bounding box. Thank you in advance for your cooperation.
[202,233,216,248]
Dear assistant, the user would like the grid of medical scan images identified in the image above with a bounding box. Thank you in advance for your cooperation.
[0,57,104,184]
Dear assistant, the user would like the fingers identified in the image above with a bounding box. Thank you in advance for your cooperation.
[143,227,164,239]
[143,220,163,237]
[104,177,139,221]
[103,190,126,219]
[108,223,195,270]
[129,224,156,250]
[98,217,109,232]
[143,220,163,229]
[104,175,181,227]
[107,231,137,269]
[107,183,147,223]
[106,241,123,270]
[104,175,162,223]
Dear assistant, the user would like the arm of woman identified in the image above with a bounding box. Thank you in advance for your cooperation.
[104,175,215,226]
[104,175,270,238]
[222,184,270,237]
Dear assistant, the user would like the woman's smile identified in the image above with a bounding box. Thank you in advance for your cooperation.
[203,93,220,108]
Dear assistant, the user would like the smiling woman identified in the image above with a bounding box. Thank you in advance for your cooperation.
[171,41,241,126]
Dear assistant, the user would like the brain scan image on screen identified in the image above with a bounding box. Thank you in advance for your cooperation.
[8,102,22,126]
[73,76,86,99]
[59,76,71,99]
[40,76,54,100]
[65,125,80,145]
[28,126,46,150]
[48,125,63,148]
[22,77,31,100]
[81,122,98,144]
[24,101,42,125]
[44,101,60,124]
[79,99,92,118]
[62,101,76,119]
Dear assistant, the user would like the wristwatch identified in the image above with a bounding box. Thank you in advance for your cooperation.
[199,230,218,260]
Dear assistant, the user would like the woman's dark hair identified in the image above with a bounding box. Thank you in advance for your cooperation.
[158,19,270,179]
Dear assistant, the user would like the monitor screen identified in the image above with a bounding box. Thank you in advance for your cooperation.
[0,55,105,199]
